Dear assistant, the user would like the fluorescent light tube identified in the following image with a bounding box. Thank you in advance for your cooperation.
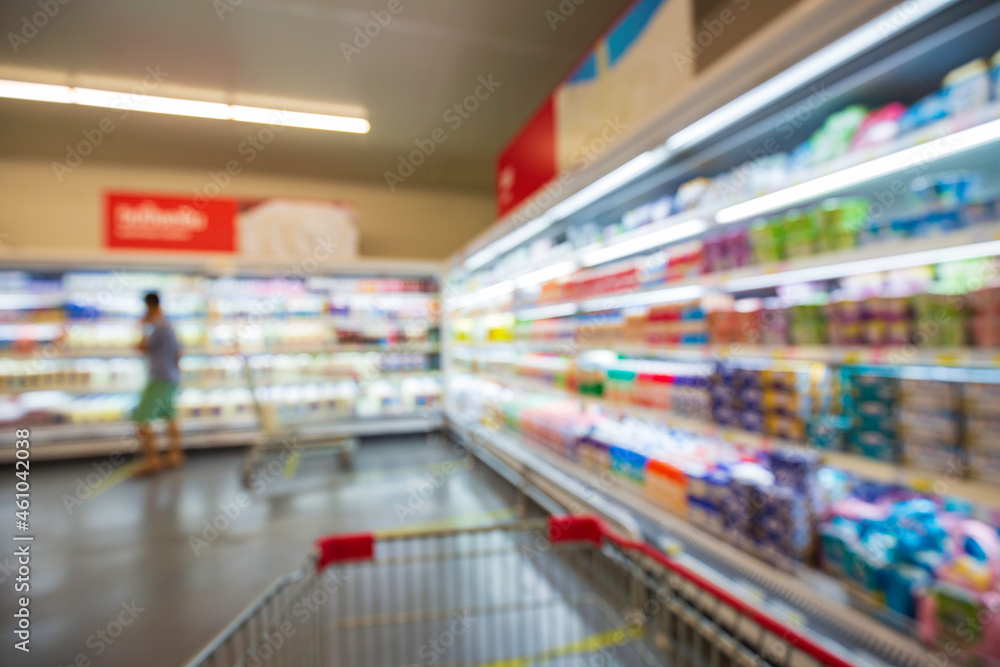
[581,285,704,312]
[581,219,709,268]
[74,88,232,119]
[516,304,579,321]
[666,0,958,153]
[0,80,370,134]
[514,261,578,289]
[0,79,72,104]
[231,105,370,134]
[717,118,1000,224]
[724,239,1000,292]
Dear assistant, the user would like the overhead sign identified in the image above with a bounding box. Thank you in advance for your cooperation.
[496,0,692,218]
[104,193,358,258]
[105,193,236,252]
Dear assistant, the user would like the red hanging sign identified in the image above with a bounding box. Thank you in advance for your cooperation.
[104,193,237,252]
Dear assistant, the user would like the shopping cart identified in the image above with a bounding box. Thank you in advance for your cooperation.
[182,515,858,667]
[237,350,358,490]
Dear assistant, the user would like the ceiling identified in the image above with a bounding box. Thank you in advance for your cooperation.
[0,0,634,194]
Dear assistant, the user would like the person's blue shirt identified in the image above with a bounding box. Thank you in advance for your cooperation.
[145,317,181,384]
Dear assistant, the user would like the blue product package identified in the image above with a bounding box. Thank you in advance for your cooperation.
[771,448,820,491]
[898,91,950,134]
[920,209,963,235]
[884,566,931,618]
[819,519,855,576]
[609,446,647,486]
[890,216,921,238]
[739,410,765,433]
[705,470,731,509]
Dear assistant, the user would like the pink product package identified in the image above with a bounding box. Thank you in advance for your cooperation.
[918,520,1000,661]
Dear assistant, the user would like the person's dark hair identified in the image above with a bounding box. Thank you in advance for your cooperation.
[144,292,160,309]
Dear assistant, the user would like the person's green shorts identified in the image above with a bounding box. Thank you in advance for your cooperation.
[133,379,178,422]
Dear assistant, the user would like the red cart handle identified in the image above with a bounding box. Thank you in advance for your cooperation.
[315,532,374,570]
[549,515,858,667]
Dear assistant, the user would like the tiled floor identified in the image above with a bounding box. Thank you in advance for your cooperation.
[0,433,520,667]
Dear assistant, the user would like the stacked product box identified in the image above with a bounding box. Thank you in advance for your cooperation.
[964,383,1000,483]
[646,301,708,346]
[761,369,811,441]
[846,374,899,462]
[969,286,1000,347]
[710,366,764,434]
[687,469,730,535]
[710,365,814,442]
[899,379,964,474]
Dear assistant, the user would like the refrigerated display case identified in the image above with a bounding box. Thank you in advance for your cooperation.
[444,1,1000,664]
[0,256,443,461]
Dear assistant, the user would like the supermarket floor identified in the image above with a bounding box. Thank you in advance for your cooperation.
[0,434,522,667]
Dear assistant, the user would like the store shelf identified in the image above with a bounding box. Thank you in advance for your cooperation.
[468,370,1000,508]
[0,370,443,396]
[0,341,441,360]
[450,340,1000,369]
[447,413,930,667]
[2,412,444,462]
[451,220,1000,319]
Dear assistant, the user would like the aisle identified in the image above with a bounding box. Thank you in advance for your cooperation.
[0,434,520,667]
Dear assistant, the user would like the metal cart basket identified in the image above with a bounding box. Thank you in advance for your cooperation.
[238,350,358,489]
[183,515,857,667]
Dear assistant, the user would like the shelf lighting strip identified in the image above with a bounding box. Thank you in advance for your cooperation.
[580,285,704,312]
[724,238,1000,292]
[515,304,580,321]
[580,219,709,268]
[0,80,370,134]
[716,117,1000,224]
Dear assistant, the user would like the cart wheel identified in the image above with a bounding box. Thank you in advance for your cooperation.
[337,450,355,471]
[240,464,253,490]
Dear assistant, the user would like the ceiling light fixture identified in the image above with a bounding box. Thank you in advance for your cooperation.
[581,219,709,268]
[716,118,1000,224]
[0,79,370,134]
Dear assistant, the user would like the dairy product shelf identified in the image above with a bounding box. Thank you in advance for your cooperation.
[1,412,444,462]
[450,340,1000,369]
[0,370,443,396]
[0,342,441,360]
[467,370,1000,507]
[449,220,1000,318]
[447,414,932,667]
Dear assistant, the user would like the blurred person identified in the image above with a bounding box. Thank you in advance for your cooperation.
[133,292,183,475]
